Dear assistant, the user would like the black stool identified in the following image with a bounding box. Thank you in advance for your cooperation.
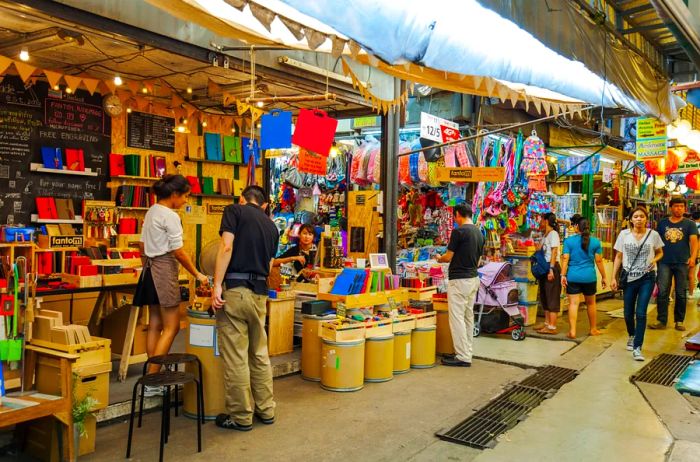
[138,353,205,427]
[126,371,202,462]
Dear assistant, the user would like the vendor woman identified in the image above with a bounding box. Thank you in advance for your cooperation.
[134,174,209,383]
[273,223,318,282]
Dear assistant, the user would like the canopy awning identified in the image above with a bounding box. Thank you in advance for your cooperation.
[548,125,636,162]
[146,0,675,120]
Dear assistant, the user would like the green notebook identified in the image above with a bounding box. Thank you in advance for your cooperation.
[201,177,215,195]
[223,135,242,163]
[124,154,140,176]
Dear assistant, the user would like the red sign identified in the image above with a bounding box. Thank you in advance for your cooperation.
[298,148,327,175]
[440,125,460,142]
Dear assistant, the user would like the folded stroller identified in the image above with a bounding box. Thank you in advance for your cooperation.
[474,261,526,341]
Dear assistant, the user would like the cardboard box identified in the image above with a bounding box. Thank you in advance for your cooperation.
[36,357,111,411]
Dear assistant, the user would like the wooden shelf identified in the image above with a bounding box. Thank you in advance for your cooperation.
[185,156,262,167]
[317,288,409,309]
[112,175,160,181]
[35,247,79,252]
[30,163,98,177]
[30,214,83,224]
[190,193,236,200]
[117,206,150,211]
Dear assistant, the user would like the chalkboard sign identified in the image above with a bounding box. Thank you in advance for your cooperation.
[127,111,175,153]
[0,75,111,226]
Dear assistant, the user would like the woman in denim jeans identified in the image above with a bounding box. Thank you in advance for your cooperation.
[610,207,664,361]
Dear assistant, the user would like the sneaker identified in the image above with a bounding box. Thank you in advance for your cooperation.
[648,322,666,330]
[675,322,686,331]
[626,336,634,351]
[632,348,645,361]
[441,357,471,367]
[255,413,275,425]
[143,385,163,397]
[215,414,253,431]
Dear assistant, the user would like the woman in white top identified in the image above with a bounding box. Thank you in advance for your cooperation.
[611,207,664,361]
[536,212,562,335]
[134,175,208,376]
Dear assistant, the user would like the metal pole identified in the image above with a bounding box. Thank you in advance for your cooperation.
[381,78,401,272]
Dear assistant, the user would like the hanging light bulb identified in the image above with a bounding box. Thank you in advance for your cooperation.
[126,107,132,114]
[256,101,264,108]
[679,184,689,194]
[182,118,188,124]
[65,87,72,94]
[19,47,29,61]
[53,84,60,91]
[114,75,123,86]
[201,119,207,128]
[142,86,148,94]
[655,178,666,189]
[667,124,677,140]
[329,142,340,158]
[256,123,261,129]
[186,86,193,94]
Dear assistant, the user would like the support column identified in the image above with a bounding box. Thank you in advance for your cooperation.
[380,78,401,272]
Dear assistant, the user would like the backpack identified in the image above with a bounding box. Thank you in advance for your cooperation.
[530,249,550,279]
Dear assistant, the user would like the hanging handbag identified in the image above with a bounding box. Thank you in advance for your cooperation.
[260,109,292,150]
[617,230,651,290]
[292,108,338,156]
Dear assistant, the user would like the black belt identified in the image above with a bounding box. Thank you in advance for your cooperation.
[225,272,266,281]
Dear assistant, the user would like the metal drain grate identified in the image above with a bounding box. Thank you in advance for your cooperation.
[520,366,579,391]
[437,367,577,449]
[631,353,695,386]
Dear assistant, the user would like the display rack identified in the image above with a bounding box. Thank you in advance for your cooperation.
[317,288,409,309]
[30,215,84,224]
[29,163,98,177]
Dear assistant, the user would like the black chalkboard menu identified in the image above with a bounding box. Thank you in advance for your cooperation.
[0,75,111,226]
[127,111,175,153]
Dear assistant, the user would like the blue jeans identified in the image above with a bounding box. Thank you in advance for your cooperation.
[623,272,655,349]
[656,263,689,325]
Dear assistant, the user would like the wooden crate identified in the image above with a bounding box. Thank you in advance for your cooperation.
[267,296,295,356]
[290,281,318,294]
[61,273,102,288]
[317,288,409,309]
[116,233,141,249]
[364,319,393,338]
[415,311,437,328]
[29,336,111,369]
[320,321,366,342]
[35,358,111,411]
[392,315,416,333]
[92,258,142,269]
[102,269,141,286]
[408,286,437,301]
[432,295,448,312]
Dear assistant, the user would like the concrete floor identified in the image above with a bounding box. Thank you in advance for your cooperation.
[5,297,700,461]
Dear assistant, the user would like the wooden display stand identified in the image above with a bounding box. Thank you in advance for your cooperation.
[266,293,296,356]
[317,288,409,309]
[347,190,382,261]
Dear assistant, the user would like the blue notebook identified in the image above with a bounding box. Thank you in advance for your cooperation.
[242,137,261,165]
[330,268,367,296]
[204,133,222,161]
[41,147,63,169]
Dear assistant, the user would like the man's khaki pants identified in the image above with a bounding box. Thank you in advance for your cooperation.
[447,277,480,363]
[216,286,275,425]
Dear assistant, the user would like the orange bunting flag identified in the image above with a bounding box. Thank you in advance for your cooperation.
[13,62,36,83]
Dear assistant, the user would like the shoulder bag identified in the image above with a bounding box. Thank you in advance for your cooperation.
[617,230,650,290]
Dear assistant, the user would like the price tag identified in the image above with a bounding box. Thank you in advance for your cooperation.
[336,302,347,320]
[420,112,459,143]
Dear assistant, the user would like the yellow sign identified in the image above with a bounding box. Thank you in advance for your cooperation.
[636,117,667,160]
[49,235,84,248]
[180,205,207,224]
[207,204,226,214]
[435,167,505,183]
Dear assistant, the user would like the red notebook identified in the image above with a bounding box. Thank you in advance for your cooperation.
[186,176,202,194]
[109,153,126,176]
[65,148,85,171]
[36,197,58,219]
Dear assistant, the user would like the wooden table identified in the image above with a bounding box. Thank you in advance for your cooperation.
[0,344,77,461]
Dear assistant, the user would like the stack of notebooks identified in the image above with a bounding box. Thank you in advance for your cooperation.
[35,198,76,220]
[109,153,166,177]
[115,185,155,208]
[329,268,400,295]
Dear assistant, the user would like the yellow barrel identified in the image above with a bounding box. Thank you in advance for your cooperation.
[436,310,455,355]
[411,326,437,368]
[320,338,365,392]
[184,309,225,420]
[364,335,394,383]
[392,331,411,374]
[301,315,330,381]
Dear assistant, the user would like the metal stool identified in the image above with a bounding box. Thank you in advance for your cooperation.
[126,371,202,462]
[138,353,205,427]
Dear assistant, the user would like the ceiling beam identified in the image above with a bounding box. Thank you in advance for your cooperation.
[621,23,667,34]
[619,3,655,17]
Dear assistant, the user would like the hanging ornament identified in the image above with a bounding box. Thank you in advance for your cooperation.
[644,150,680,176]
[684,170,700,190]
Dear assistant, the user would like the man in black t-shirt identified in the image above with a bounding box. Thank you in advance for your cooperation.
[651,197,698,331]
[437,204,485,367]
[212,185,279,431]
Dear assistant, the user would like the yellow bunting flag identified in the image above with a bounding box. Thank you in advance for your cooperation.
[13,62,36,83]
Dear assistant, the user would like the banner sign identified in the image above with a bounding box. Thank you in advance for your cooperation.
[436,167,505,182]
[420,112,459,143]
[556,155,600,175]
[636,117,667,160]
[677,149,700,172]
[49,235,84,248]
[298,148,327,175]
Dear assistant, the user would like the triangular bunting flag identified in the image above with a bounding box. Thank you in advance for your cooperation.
[367,54,379,67]
[250,106,264,122]
[348,40,361,59]
[14,62,36,83]
[82,78,100,95]
[102,79,117,95]
[331,36,346,58]
[279,16,305,41]
[186,104,197,117]
[207,79,221,97]
[472,75,483,89]
[541,100,551,116]
[484,78,496,96]
[144,80,154,93]
[508,91,519,108]
[305,29,326,50]
[0,56,12,76]
[237,101,249,116]
[223,92,235,107]
[64,75,82,92]
[249,3,275,32]
[136,97,149,111]
[43,70,63,89]
[532,98,542,115]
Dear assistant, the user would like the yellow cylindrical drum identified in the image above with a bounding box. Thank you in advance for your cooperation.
[436,310,455,355]
[184,309,225,420]
[392,331,411,374]
[320,338,365,392]
[411,326,437,368]
[364,335,394,383]
[301,315,326,381]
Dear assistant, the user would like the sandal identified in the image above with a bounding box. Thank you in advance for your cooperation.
[538,327,558,335]
[566,333,576,339]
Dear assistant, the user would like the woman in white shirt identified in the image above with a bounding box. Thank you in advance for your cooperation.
[134,175,208,377]
[536,212,562,335]
[611,207,663,361]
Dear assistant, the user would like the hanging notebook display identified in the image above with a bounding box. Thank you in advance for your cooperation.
[223,135,242,163]
[261,109,292,150]
[292,108,338,156]
[204,132,223,161]
[242,137,261,165]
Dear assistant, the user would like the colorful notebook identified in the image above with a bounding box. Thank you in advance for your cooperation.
[186,176,202,194]
[41,147,63,170]
[65,148,85,171]
[201,177,214,195]
[204,133,223,161]
[109,153,125,176]
[187,134,204,159]
[223,135,242,163]
[124,154,140,176]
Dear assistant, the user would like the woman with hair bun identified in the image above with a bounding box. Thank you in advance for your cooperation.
[560,217,607,338]
[535,212,562,334]
[133,174,209,391]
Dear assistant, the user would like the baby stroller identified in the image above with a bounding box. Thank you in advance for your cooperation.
[474,262,526,340]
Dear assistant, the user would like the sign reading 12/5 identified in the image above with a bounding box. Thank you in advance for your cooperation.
[420,112,459,143]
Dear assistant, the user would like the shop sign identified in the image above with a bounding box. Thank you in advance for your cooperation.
[352,116,379,129]
[436,167,505,182]
[420,112,459,143]
[636,117,667,160]
[298,148,327,175]
[677,149,700,172]
[207,204,226,214]
[556,155,600,175]
[180,205,207,224]
[49,235,83,248]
